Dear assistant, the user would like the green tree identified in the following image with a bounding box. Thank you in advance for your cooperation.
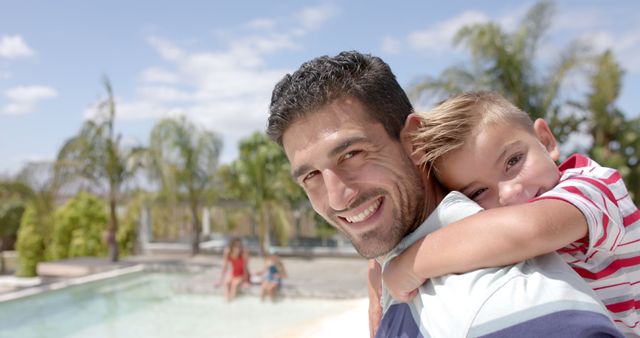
[48,191,108,260]
[577,51,640,199]
[219,132,305,253]
[623,117,640,199]
[15,203,45,277]
[0,201,24,251]
[12,161,59,272]
[148,116,223,255]
[56,78,144,262]
[409,0,640,200]
[411,0,587,142]
[0,180,33,251]
[117,191,150,256]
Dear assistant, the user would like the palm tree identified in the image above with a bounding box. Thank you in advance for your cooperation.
[148,116,222,255]
[56,78,144,262]
[577,51,640,199]
[411,0,588,142]
[218,132,305,253]
[409,1,639,199]
[585,51,626,157]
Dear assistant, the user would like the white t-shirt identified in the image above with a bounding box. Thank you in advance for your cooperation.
[376,192,622,338]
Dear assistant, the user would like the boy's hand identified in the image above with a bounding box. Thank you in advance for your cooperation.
[383,254,425,302]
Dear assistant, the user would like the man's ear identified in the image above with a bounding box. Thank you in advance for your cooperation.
[533,118,560,161]
[400,113,424,166]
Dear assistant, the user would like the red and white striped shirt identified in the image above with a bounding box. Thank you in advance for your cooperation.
[537,153,640,336]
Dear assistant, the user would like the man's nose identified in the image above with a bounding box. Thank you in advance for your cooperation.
[323,169,357,211]
[498,181,525,206]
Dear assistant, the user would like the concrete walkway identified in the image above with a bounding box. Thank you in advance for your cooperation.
[195,255,371,299]
[0,254,371,300]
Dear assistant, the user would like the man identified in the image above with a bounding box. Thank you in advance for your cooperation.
[267,51,622,337]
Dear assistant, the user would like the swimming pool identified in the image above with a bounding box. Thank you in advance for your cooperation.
[0,270,367,338]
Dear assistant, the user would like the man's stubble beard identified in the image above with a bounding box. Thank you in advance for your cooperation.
[331,158,427,259]
[354,203,407,258]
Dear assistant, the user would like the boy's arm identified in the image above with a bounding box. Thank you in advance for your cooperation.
[393,199,587,283]
[367,259,382,338]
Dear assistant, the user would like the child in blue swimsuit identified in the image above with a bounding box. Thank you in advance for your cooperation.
[260,251,287,302]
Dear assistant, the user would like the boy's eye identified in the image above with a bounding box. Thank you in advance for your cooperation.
[468,188,487,201]
[506,153,523,170]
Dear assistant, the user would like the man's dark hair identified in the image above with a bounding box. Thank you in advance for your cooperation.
[267,51,414,145]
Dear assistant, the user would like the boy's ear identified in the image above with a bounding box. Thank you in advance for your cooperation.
[533,118,560,161]
[400,113,424,166]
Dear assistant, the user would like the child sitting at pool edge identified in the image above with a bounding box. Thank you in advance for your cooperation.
[383,91,640,335]
[257,249,287,302]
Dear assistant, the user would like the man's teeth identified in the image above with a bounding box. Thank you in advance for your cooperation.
[346,199,381,223]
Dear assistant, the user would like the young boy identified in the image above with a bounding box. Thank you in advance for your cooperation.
[382,91,640,335]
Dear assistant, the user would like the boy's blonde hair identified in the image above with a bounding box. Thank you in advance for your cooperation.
[412,91,535,172]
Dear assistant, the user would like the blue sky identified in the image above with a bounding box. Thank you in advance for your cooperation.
[1,0,639,176]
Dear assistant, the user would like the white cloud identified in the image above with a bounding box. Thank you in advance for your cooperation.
[231,34,297,56]
[247,18,276,30]
[2,85,58,115]
[297,3,338,31]
[1,153,55,177]
[495,3,530,32]
[140,67,179,83]
[407,10,489,52]
[137,86,193,102]
[554,8,603,32]
[381,36,402,54]
[575,29,640,73]
[110,100,169,120]
[111,4,339,163]
[0,35,34,59]
[401,4,640,77]
[584,32,616,51]
[6,86,57,101]
[147,36,185,61]
[552,7,640,73]
[401,5,540,54]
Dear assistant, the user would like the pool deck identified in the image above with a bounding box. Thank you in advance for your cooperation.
[0,253,371,301]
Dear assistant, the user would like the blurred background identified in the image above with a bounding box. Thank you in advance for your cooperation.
[0,0,638,273]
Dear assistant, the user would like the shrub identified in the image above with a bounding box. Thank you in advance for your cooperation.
[15,203,45,277]
[48,191,108,260]
[0,200,25,250]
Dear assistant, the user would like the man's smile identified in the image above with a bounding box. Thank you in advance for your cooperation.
[341,197,383,224]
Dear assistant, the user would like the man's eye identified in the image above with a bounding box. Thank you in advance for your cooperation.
[343,150,362,160]
[468,188,487,201]
[302,170,319,183]
[506,153,523,170]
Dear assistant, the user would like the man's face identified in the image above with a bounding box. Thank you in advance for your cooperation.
[282,97,426,258]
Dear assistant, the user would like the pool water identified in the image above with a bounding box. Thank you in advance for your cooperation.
[0,271,365,338]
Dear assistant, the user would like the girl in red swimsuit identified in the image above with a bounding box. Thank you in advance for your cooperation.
[215,238,250,301]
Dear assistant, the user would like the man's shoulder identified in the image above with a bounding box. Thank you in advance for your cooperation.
[377,192,621,337]
[377,253,620,337]
[417,253,616,337]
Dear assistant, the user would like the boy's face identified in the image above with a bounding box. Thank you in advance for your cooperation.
[282,97,429,258]
[436,119,561,209]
